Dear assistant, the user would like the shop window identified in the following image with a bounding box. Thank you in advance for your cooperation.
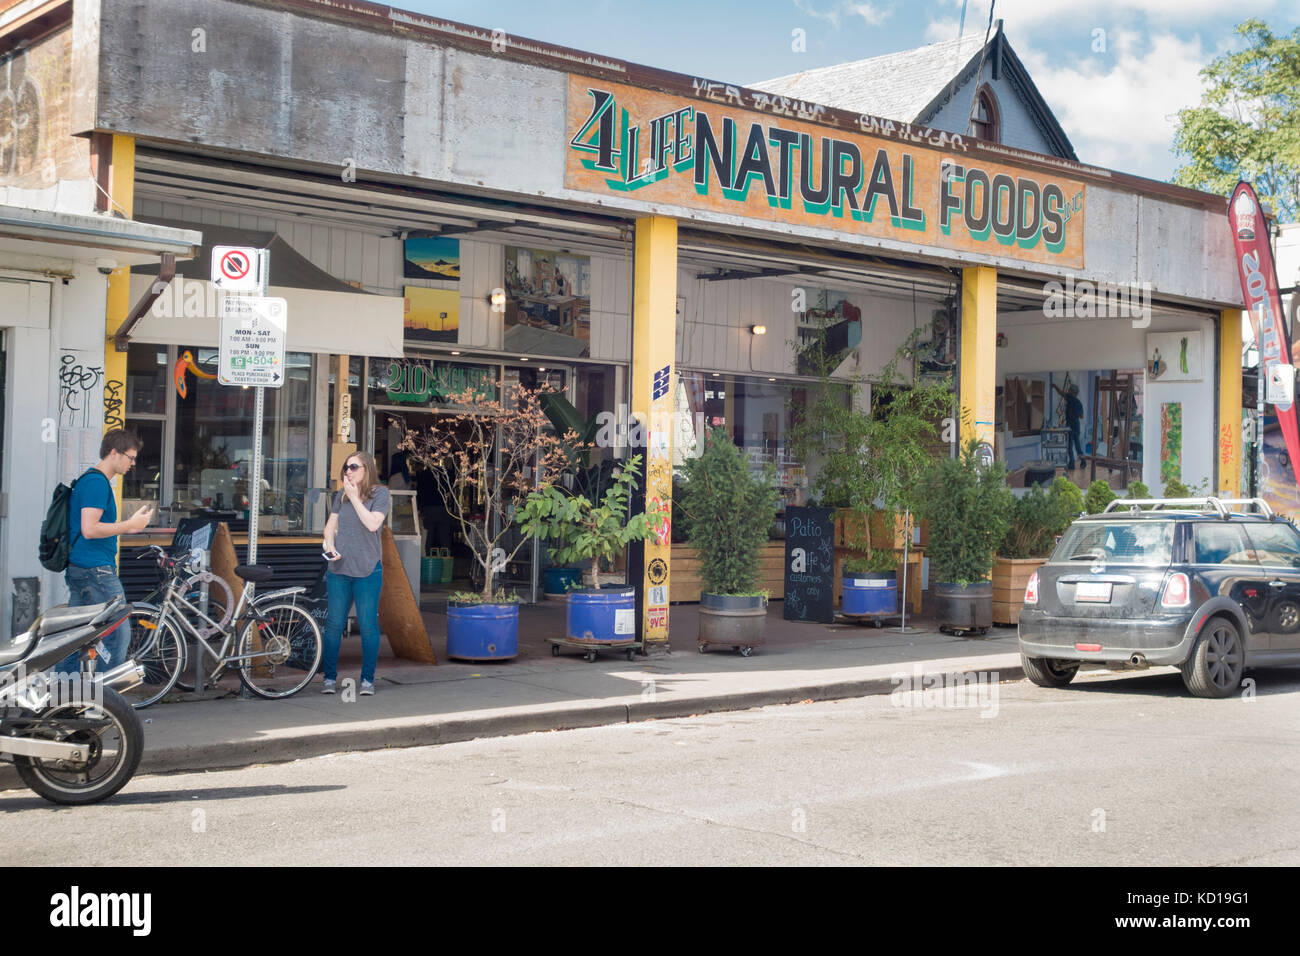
[676,372,807,535]
[170,347,313,531]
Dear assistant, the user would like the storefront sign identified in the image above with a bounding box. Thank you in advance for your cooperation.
[566,78,1086,269]
[218,296,286,387]
[1228,181,1300,491]
[384,359,494,404]
[784,507,835,624]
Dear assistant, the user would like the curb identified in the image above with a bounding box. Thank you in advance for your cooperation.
[1,664,1025,789]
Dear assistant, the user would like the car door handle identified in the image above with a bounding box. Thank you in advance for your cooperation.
[1270,580,1287,588]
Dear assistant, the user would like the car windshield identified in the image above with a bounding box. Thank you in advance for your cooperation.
[1054,520,1174,566]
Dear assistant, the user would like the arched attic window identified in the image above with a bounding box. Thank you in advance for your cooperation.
[971,85,1000,143]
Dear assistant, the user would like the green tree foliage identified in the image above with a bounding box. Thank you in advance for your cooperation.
[1084,480,1118,515]
[676,428,779,595]
[999,482,1078,558]
[517,455,664,589]
[789,326,955,553]
[1172,19,1300,221]
[916,440,1014,585]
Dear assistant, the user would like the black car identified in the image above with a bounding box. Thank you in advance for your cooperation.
[1018,497,1300,698]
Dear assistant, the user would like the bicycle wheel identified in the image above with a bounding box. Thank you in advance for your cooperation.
[121,605,185,709]
[172,592,231,692]
[236,602,322,699]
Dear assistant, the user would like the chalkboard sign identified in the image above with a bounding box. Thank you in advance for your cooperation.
[784,506,835,623]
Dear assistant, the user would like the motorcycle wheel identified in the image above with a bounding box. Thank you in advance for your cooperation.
[13,687,144,805]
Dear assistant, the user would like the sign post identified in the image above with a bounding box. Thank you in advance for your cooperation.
[214,255,285,577]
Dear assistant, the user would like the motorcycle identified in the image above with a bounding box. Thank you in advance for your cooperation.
[0,596,146,805]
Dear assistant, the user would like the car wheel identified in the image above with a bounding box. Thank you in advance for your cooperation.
[1021,653,1080,688]
[1181,617,1244,699]
[1271,600,1300,635]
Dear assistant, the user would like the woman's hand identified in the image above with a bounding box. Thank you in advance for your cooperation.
[343,472,361,502]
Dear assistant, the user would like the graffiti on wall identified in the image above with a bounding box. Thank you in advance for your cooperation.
[57,352,104,429]
[0,29,80,190]
[10,576,39,641]
[103,378,125,431]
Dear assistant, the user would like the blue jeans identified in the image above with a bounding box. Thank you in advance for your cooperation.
[56,565,129,676]
[322,562,383,684]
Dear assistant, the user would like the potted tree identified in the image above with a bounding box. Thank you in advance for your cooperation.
[789,329,954,615]
[401,380,569,661]
[518,455,664,646]
[916,438,1014,635]
[675,427,778,655]
[993,480,1076,625]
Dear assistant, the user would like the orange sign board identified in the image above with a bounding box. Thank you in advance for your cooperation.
[565,77,1086,269]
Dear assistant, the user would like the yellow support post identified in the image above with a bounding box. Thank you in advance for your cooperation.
[631,216,677,643]
[103,135,135,548]
[1218,309,1243,496]
[960,265,997,451]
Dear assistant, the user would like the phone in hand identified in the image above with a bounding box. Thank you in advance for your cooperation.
[323,548,342,562]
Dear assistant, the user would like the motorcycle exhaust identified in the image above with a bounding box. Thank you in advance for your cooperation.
[93,661,145,694]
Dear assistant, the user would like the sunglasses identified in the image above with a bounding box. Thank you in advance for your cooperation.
[344,463,363,472]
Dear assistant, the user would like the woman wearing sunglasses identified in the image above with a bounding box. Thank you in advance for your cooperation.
[321,451,390,695]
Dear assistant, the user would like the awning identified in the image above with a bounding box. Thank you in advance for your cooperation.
[128,275,405,356]
[129,221,404,356]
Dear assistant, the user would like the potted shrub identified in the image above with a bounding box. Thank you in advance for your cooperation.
[1084,479,1117,514]
[788,329,954,615]
[841,550,901,626]
[401,380,568,661]
[916,439,1014,635]
[675,427,779,655]
[518,455,664,645]
[993,481,1075,625]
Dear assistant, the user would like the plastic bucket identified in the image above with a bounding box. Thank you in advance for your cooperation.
[842,574,897,616]
[421,556,443,586]
[446,602,518,660]
[439,547,453,583]
[566,588,636,643]
[543,567,582,596]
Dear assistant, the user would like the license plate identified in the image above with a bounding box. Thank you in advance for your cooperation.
[1075,581,1113,603]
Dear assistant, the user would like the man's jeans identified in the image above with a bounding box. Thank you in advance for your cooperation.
[322,562,383,684]
[55,565,130,675]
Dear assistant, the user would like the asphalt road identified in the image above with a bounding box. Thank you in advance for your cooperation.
[4,666,1299,866]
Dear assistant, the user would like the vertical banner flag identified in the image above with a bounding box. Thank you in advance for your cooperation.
[1228,181,1300,488]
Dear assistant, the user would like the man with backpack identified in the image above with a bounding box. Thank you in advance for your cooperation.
[53,430,154,675]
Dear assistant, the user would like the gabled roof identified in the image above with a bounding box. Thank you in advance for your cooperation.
[753,24,1077,162]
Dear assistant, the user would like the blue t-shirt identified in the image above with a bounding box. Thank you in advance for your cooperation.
[69,469,117,569]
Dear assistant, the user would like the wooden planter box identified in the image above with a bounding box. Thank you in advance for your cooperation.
[992,556,1047,626]
[835,509,917,551]
[669,542,785,603]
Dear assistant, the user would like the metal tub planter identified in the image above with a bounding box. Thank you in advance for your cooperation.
[446,601,519,661]
[841,571,898,626]
[934,581,993,636]
[549,588,640,662]
[698,592,768,656]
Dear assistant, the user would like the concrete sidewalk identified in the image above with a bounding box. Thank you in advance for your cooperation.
[0,602,1026,789]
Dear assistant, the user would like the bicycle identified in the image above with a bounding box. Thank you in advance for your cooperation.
[128,545,323,701]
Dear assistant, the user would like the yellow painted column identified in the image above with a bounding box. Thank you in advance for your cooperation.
[631,216,677,643]
[960,265,997,451]
[1218,309,1243,496]
[103,135,135,547]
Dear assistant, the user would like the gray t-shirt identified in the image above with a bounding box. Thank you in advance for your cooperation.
[330,486,391,578]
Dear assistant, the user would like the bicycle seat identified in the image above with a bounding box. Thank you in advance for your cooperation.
[235,564,274,583]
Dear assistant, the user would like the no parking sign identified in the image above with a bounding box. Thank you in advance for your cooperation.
[211,245,267,291]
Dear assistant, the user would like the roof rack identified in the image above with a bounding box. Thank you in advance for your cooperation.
[1100,496,1276,520]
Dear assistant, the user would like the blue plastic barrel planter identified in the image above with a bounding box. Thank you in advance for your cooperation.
[543,567,582,597]
[566,588,636,642]
[842,573,898,616]
[446,601,519,661]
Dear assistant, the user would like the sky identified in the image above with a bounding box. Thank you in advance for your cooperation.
[396,0,1300,183]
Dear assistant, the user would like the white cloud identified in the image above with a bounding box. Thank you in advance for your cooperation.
[847,2,892,27]
[1018,31,1214,178]
[994,0,1272,28]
